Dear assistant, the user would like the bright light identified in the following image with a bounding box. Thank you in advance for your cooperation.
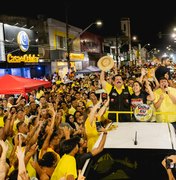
[162,53,169,57]
[95,20,102,26]
[171,33,176,38]
[142,43,150,49]
[132,36,137,41]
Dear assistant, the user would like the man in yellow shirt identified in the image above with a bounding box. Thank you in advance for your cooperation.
[100,71,133,122]
[154,77,176,124]
[0,106,4,128]
[51,136,80,180]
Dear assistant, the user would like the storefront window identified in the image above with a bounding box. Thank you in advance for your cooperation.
[56,36,67,49]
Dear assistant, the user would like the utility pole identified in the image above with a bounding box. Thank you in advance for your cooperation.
[66,22,71,73]
[116,36,120,68]
[121,17,131,62]
[65,1,71,74]
[128,18,132,62]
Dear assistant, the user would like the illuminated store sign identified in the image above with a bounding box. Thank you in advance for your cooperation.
[7,54,39,63]
[70,53,84,60]
[4,24,38,60]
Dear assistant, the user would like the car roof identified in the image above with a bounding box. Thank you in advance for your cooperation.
[94,122,176,150]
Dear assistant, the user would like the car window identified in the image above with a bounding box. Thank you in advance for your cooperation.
[83,148,175,180]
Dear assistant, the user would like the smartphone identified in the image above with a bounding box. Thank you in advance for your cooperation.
[101,93,107,102]
[96,121,102,131]
[166,158,175,169]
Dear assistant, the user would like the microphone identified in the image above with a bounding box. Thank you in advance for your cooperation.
[134,131,138,145]
[164,85,168,94]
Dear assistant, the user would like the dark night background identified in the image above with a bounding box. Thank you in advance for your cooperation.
[1,0,176,49]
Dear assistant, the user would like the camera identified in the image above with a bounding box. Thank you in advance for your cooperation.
[166,158,176,169]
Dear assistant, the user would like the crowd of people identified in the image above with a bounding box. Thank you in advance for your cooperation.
[0,56,176,179]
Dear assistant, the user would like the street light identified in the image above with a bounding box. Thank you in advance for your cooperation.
[69,20,102,46]
[139,43,150,62]
[66,20,102,73]
[142,43,150,49]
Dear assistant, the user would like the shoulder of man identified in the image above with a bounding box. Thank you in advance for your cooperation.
[127,86,133,95]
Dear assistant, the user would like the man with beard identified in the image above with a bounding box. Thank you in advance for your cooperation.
[100,71,133,122]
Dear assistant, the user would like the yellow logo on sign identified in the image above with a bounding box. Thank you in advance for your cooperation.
[70,53,84,60]
[7,54,39,63]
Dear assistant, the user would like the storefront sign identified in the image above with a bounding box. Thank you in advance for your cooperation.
[7,54,39,63]
[70,53,84,60]
[4,24,38,57]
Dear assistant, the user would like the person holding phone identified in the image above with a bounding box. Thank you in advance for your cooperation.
[162,155,176,180]
[153,77,176,125]
[95,121,102,132]
[101,93,108,103]
[85,95,109,152]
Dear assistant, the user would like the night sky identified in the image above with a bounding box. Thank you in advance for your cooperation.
[1,0,176,50]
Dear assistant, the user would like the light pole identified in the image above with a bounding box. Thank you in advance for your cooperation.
[139,43,150,62]
[66,20,102,73]
[70,21,102,44]
[142,43,150,49]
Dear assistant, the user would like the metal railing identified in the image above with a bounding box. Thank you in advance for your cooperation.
[107,111,176,122]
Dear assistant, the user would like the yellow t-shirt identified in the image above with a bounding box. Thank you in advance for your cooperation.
[51,154,77,180]
[8,153,36,179]
[56,80,62,85]
[13,119,20,134]
[26,157,36,178]
[105,82,133,95]
[5,137,13,159]
[13,117,29,134]
[68,106,76,115]
[86,99,93,108]
[153,87,176,122]
[85,117,99,152]
[36,90,44,100]
[0,116,4,127]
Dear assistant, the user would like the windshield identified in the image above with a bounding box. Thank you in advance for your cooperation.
[83,148,176,180]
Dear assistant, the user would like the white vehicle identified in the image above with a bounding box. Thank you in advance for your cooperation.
[82,122,176,180]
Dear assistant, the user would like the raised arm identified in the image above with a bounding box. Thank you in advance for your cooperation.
[88,99,102,125]
[162,155,176,180]
[154,94,164,110]
[100,71,107,89]
[91,131,108,156]
[16,136,29,180]
[97,95,110,118]
[0,140,9,180]
[39,108,56,158]
[144,79,155,102]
